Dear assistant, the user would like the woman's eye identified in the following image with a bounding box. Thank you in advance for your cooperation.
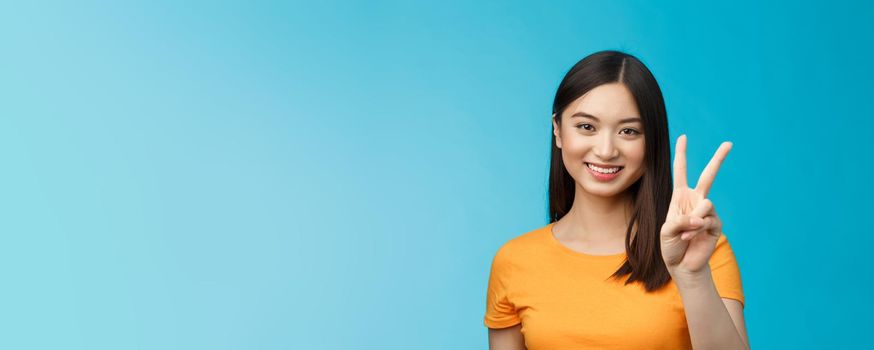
[620,128,641,135]
[576,124,594,131]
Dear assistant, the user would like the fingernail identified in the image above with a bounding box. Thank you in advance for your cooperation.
[690,217,703,226]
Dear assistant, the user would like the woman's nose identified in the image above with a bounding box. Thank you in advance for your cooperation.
[593,134,619,160]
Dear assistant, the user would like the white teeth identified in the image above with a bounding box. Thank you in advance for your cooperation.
[587,163,621,174]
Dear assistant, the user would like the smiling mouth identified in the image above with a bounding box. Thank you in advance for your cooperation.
[585,162,624,174]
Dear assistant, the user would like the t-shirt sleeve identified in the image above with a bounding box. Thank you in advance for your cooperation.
[484,245,522,329]
[709,233,745,308]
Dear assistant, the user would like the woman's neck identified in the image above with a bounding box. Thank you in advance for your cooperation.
[558,185,634,243]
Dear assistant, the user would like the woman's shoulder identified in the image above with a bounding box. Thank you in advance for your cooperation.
[493,223,552,260]
[711,232,739,262]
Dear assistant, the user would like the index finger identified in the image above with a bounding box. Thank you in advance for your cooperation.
[673,134,688,189]
[695,141,733,197]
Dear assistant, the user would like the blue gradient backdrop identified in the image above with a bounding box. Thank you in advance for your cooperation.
[1,0,871,348]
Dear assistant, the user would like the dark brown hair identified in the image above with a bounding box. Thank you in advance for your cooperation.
[549,50,673,292]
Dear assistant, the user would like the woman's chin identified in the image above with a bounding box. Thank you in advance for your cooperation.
[579,182,630,198]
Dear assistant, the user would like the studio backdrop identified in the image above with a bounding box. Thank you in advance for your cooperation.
[1,0,871,349]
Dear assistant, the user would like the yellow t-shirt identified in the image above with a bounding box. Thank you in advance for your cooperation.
[484,222,744,349]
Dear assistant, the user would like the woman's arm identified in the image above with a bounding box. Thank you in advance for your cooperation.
[660,136,748,349]
[488,324,527,350]
[675,267,749,350]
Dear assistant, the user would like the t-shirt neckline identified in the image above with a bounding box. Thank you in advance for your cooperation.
[544,222,628,261]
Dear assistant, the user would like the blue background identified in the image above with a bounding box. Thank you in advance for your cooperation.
[2,0,871,348]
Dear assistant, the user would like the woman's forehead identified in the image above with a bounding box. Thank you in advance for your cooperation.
[566,83,640,121]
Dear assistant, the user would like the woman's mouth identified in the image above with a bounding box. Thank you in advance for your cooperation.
[585,162,623,181]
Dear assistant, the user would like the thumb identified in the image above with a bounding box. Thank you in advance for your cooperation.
[661,215,705,238]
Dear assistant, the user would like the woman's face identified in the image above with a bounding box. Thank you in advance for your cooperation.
[553,83,646,198]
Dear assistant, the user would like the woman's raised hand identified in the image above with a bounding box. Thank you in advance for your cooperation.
[660,135,733,279]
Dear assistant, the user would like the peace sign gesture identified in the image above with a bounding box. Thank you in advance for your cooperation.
[660,134,733,279]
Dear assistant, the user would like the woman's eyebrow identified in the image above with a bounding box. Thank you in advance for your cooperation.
[570,112,642,124]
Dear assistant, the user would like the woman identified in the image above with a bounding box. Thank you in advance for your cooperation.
[484,50,749,349]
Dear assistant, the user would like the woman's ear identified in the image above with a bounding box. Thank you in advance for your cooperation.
[552,113,562,149]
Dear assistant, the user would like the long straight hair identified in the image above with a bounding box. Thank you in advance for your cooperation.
[549,50,673,292]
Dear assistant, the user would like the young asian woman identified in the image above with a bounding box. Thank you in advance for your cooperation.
[484,50,749,350]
